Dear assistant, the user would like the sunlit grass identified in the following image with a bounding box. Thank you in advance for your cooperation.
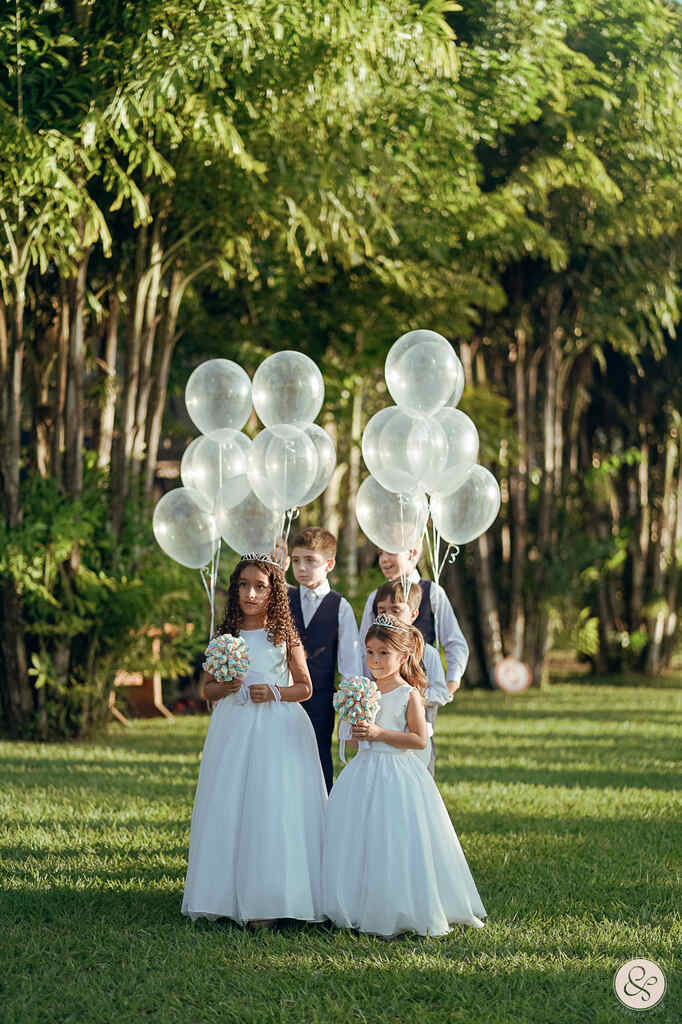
[1,684,680,1023]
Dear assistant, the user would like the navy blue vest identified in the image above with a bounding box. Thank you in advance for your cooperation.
[288,586,341,696]
[373,578,434,646]
[414,579,435,646]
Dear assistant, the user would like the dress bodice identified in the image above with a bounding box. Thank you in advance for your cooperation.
[240,629,290,689]
[359,683,412,754]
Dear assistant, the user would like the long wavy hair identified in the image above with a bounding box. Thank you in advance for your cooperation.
[216,558,300,653]
[365,616,427,696]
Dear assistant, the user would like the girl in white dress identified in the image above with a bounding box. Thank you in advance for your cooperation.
[182,555,327,927]
[375,579,452,777]
[323,614,486,937]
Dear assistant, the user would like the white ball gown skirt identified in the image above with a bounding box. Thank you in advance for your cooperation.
[182,692,327,923]
[323,747,487,937]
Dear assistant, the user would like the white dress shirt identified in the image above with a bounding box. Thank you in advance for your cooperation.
[422,643,451,706]
[298,580,363,679]
[359,569,469,682]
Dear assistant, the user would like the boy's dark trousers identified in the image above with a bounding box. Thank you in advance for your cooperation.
[288,586,341,793]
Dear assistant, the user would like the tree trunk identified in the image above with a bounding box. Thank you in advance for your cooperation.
[662,426,682,667]
[631,431,650,627]
[644,423,677,674]
[143,267,184,498]
[0,293,32,733]
[65,247,91,497]
[509,321,528,659]
[112,223,150,534]
[52,290,69,489]
[97,291,120,469]
[441,556,485,686]
[132,218,164,477]
[473,530,504,680]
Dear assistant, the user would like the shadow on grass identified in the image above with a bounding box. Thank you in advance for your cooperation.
[3,806,678,927]
[2,891,679,1024]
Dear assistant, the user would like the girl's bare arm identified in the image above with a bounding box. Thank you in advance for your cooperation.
[280,643,313,702]
[352,689,427,749]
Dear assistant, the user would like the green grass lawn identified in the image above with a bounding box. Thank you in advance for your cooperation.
[1,684,680,1023]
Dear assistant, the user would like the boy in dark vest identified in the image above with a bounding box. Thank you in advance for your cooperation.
[288,527,362,792]
[359,546,469,697]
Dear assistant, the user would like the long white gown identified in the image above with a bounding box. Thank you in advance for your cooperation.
[182,628,327,923]
[322,683,486,937]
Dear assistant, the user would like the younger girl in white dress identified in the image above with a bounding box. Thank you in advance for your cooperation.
[323,614,486,937]
[182,554,327,927]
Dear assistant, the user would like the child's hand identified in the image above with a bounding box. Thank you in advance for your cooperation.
[249,684,275,703]
[447,679,460,696]
[352,720,380,742]
[224,677,243,696]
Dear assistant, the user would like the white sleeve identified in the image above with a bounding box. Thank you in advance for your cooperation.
[337,597,363,679]
[430,582,469,682]
[359,589,377,677]
[423,645,451,706]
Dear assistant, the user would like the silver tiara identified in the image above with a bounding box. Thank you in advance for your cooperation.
[240,552,285,570]
[373,612,409,631]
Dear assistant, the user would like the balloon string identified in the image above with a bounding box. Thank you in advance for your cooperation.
[200,539,221,641]
[210,537,221,637]
[433,519,441,650]
[398,492,411,601]
[277,510,287,555]
[281,507,300,552]
[199,568,212,637]
[439,543,459,578]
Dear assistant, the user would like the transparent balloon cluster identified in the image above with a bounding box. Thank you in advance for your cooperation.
[203,633,250,682]
[333,675,381,725]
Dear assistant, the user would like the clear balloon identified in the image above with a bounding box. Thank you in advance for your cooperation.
[430,465,501,545]
[153,487,218,569]
[217,487,284,555]
[185,359,252,435]
[445,354,466,408]
[298,424,337,505]
[355,476,428,553]
[191,429,252,510]
[179,437,204,492]
[252,350,324,427]
[430,408,479,497]
[385,330,460,417]
[362,407,448,494]
[248,424,319,510]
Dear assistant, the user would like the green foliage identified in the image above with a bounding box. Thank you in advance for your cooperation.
[2,0,682,723]
[0,464,206,738]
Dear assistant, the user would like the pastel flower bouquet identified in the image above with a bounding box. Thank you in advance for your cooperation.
[333,675,381,762]
[203,633,250,683]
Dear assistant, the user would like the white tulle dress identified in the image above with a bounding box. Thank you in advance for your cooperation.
[182,628,327,923]
[323,683,486,937]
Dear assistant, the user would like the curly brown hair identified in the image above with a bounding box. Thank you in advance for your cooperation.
[366,616,427,696]
[216,558,301,653]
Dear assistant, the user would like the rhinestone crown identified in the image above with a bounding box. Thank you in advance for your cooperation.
[373,612,409,631]
[240,552,285,570]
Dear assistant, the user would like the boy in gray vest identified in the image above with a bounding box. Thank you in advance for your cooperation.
[359,546,469,696]
[287,527,362,791]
